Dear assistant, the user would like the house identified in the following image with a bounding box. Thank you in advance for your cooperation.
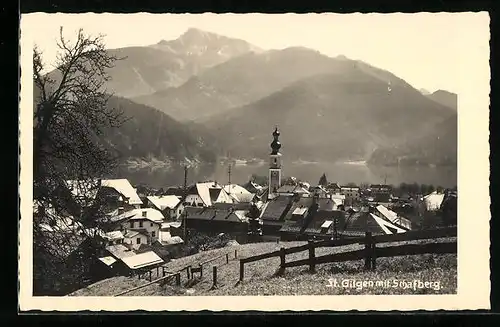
[242,180,264,194]
[123,230,150,250]
[259,194,296,236]
[118,251,164,276]
[317,197,344,211]
[341,209,407,238]
[183,206,249,235]
[310,185,329,198]
[146,195,181,220]
[120,208,164,244]
[163,187,187,198]
[302,210,346,240]
[66,178,143,213]
[423,191,446,211]
[223,184,256,203]
[276,184,310,196]
[183,181,234,208]
[369,184,393,202]
[340,186,361,202]
[374,205,412,230]
[326,182,342,194]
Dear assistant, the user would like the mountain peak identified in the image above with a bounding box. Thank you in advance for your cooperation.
[179,27,222,42]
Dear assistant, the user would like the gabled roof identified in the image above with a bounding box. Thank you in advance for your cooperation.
[260,195,295,221]
[303,210,345,235]
[242,181,264,194]
[186,182,233,206]
[423,191,446,211]
[184,207,245,223]
[283,196,314,221]
[122,208,165,223]
[105,244,135,259]
[370,214,407,234]
[147,195,181,211]
[104,231,124,241]
[223,184,255,203]
[101,179,143,205]
[375,205,412,230]
[98,256,117,266]
[120,251,164,270]
[277,184,310,195]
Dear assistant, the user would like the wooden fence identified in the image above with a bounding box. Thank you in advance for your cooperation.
[114,249,238,296]
[239,227,457,281]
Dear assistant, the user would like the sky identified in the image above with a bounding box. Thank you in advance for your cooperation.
[22,12,489,94]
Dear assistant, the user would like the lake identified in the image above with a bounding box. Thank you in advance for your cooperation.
[114,160,457,189]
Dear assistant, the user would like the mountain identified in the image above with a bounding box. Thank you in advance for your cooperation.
[33,82,218,166]
[203,66,457,164]
[99,96,219,165]
[426,90,458,110]
[132,47,356,121]
[419,88,431,95]
[102,28,262,98]
[368,113,457,166]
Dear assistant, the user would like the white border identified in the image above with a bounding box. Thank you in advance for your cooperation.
[19,12,491,311]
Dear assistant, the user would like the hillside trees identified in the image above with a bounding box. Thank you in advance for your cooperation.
[33,27,126,294]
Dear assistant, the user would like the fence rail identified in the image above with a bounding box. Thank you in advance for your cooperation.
[114,249,238,296]
[239,227,457,281]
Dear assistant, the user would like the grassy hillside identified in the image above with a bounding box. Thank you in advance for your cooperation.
[70,238,457,296]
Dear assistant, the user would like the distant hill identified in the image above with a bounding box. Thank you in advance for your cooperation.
[419,88,431,95]
[33,82,218,166]
[203,66,456,164]
[426,90,458,111]
[102,28,262,98]
[368,113,457,166]
[132,47,354,121]
[101,96,218,165]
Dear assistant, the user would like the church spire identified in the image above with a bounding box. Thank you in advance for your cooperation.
[270,125,282,155]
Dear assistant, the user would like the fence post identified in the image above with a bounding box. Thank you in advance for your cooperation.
[235,249,238,259]
[364,232,373,270]
[308,240,316,273]
[212,266,217,288]
[371,243,377,271]
[200,264,203,278]
[239,260,244,282]
[175,273,181,286]
[149,270,152,282]
[278,247,286,275]
[162,267,166,277]
[186,266,191,279]
[226,253,229,264]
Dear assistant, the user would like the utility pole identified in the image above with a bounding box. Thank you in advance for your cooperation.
[228,163,232,195]
[183,165,188,190]
[183,164,188,240]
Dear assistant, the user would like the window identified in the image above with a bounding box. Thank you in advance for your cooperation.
[130,222,134,228]
[152,231,156,238]
[136,238,141,244]
[139,221,143,228]
[150,222,153,227]
[142,211,147,217]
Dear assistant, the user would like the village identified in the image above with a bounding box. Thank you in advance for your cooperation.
[35,127,458,295]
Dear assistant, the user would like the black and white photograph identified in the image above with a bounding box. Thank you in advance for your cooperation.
[19,12,490,311]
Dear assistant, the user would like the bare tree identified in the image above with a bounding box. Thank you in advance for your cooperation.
[32,27,126,295]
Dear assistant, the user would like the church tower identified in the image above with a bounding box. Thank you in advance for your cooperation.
[269,126,282,195]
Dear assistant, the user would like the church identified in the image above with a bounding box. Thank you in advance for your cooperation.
[268,126,283,197]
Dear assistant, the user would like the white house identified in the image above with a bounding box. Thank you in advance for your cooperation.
[123,230,150,250]
[120,208,164,243]
[223,184,255,203]
[66,178,143,209]
[183,182,234,207]
[147,195,181,219]
[423,191,446,211]
[340,186,360,202]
